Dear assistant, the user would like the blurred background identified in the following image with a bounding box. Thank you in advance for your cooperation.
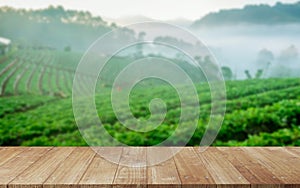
[0,0,299,146]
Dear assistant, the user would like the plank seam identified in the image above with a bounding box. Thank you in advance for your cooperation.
[172,149,183,187]
[111,148,124,186]
[41,147,78,186]
[192,147,216,185]
[7,147,54,186]
[76,149,98,184]
[219,147,284,185]
[0,147,30,168]
[282,147,299,158]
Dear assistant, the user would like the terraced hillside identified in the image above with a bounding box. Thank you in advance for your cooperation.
[0,49,299,146]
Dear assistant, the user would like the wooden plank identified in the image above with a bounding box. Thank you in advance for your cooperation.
[285,147,300,156]
[79,147,123,188]
[113,147,146,188]
[43,147,95,188]
[0,147,299,188]
[266,147,300,173]
[0,147,9,188]
[147,147,181,188]
[174,147,215,188]
[242,147,300,185]
[217,147,283,187]
[0,147,27,166]
[0,147,51,188]
[284,146,300,188]
[194,147,249,188]
[9,147,75,188]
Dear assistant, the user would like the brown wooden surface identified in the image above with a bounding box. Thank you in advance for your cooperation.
[0,147,299,188]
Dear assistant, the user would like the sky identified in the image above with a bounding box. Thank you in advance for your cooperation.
[0,0,298,20]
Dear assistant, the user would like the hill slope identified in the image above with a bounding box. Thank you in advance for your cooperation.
[0,49,299,146]
[0,6,130,51]
[192,1,300,28]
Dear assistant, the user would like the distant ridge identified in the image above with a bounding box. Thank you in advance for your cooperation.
[191,1,300,28]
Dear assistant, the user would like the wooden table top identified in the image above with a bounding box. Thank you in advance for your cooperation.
[0,147,299,188]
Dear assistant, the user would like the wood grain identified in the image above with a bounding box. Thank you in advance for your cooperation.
[0,147,50,188]
[43,147,95,188]
[9,147,75,188]
[244,147,300,185]
[0,147,299,188]
[284,147,300,157]
[79,147,122,188]
[113,147,147,188]
[147,147,181,188]
[0,147,28,166]
[218,147,283,187]
[194,147,249,188]
[174,147,215,188]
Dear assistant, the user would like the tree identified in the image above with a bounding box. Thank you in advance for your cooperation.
[255,69,263,79]
[255,49,274,78]
[245,70,252,79]
[221,66,233,80]
[64,45,71,52]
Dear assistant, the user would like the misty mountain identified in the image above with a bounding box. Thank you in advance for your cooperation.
[103,15,155,26]
[164,18,193,28]
[104,15,193,28]
[191,1,300,28]
[0,6,130,51]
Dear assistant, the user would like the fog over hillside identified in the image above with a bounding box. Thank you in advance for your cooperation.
[101,1,300,79]
[191,24,300,79]
[189,1,300,79]
[0,3,299,79]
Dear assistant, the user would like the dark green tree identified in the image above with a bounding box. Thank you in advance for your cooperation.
[245,70,252,79]
[64,45,71,52]
[221,66,233,80]
[255,69,264,79]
